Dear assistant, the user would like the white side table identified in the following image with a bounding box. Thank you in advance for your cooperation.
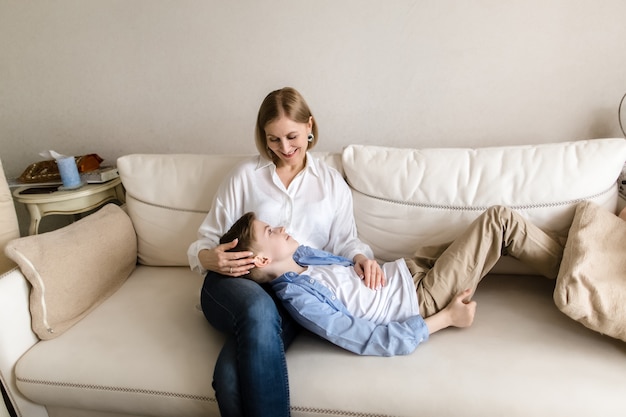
[13,178,125,235]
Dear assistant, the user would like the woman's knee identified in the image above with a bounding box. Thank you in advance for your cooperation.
[201,273,282,334]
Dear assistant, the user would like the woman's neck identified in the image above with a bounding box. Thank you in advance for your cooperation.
[275,156,306,189]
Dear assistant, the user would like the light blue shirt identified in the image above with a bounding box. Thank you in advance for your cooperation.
[269,246,430,357]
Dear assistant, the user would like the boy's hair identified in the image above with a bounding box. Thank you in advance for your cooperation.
[220,212,266,282]
[220,212,258,252]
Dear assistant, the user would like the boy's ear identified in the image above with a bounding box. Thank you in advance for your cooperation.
[253,255,271,268]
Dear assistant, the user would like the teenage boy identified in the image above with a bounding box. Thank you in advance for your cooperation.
[221,206,564,356]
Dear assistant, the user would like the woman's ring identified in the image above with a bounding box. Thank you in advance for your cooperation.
[230,267,233,274]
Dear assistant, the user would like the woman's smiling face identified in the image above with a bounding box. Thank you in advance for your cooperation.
[264,115,312,168]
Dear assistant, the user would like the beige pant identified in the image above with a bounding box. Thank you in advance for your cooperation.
[404,205,564,318]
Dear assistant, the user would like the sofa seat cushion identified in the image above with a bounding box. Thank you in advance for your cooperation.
[16,270,626,417]
[342,139,626,263]
[15,266,222,417]
[285,274,626,417]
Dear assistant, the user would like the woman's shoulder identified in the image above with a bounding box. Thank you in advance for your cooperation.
[308,152,344,179]
[308,155,350,196]
[214,156,267,193]
[235,154,265,168]
[224,155,268,177]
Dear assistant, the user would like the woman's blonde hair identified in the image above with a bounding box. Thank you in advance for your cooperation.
[255,87,318,161]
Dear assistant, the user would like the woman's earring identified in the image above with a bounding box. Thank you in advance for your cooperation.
[307,133,314,142]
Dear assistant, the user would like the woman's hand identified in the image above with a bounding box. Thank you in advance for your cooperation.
[353,254,386,290]
[198,239,256,277]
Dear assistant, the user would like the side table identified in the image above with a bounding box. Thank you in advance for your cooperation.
[13,178,125,235]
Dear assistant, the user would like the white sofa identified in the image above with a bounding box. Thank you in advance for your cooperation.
[2,139,626,417]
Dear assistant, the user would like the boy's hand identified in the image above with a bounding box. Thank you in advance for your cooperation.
[353,254,386,290]
[424,289,476,335]
[444,289,476,328]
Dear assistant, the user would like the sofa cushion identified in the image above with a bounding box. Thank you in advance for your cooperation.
[15,266,222,416]
[342,139,626,264]
[117,152,342,267]
[4,204,136,340]
[554,200,626,341]
[16,269,626,417]
[117,154,247,266]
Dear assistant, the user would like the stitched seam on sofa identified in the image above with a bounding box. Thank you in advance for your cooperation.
[349,183,616,211]
[16,377,216,403]
[9,250,52,333]
[290,405,397,417]
[126,194,208,214]
[0,266,19,280]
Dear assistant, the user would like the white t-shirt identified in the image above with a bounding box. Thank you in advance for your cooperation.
[304,259,419,325]
[188,153,373,275]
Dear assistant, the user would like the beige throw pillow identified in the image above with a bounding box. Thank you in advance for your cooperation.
[4,204,137,340]
[555,200,626,342]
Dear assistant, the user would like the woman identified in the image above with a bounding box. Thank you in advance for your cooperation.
[188,87,384,417]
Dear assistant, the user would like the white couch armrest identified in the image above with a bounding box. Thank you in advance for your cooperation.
[0,268,49,417]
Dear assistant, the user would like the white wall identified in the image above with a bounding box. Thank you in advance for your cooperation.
[1,0,626,179]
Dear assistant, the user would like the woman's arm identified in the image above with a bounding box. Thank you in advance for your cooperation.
[318,162,384,288]
[187,161,256,276]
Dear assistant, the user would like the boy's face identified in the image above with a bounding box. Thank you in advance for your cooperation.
[252,219,300,264]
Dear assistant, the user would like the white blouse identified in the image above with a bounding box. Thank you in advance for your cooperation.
[187,153,373,275]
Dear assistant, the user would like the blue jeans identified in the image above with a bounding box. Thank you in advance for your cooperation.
[200,271,300,417]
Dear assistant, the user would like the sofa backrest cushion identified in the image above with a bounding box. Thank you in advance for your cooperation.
[118,141,626,270]
[342,139,626,263]
[117,152,341,267]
